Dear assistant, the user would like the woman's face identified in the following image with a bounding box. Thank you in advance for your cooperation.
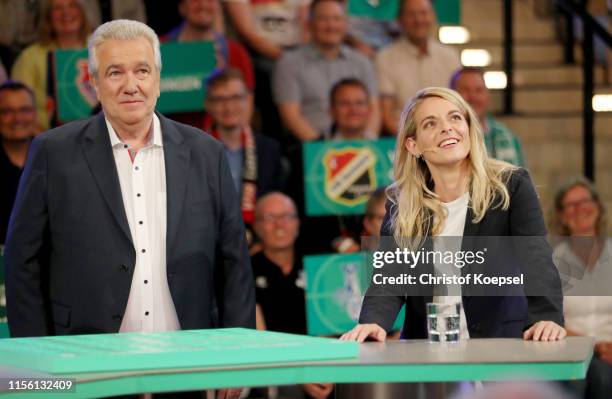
[560,185,600,236]
[406,96,471,168]
[50,0,84,38]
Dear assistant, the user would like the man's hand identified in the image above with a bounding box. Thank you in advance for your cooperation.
[217,388,243,399]
[523,321,566,341]
[340,323,386,343]
[302,383,333,399]
[595,342,612,364]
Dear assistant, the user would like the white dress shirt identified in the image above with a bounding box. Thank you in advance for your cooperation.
[106,115,180,333]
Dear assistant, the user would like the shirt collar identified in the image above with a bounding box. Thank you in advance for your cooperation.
[106,113,163,149]
[304,43,350,60]
[399,36,435,57]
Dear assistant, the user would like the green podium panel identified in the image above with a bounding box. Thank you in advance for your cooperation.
[0,328,358,374]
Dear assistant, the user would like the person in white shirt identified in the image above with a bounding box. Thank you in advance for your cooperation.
[376,0,460,134]
[551,177,612,399]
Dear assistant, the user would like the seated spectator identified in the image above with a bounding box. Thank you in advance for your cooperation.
[205,69,284,243]
[163,0,254,91]
[329,78,377,139]
[551,178,611,399]
[223,0,310,140]
[11,0,91,130]
[81,0,146,27]
[0,81,38,244]
[273,0,380,141]
[252,192,333,399]
[451,67,525,167]
[163,0,255,128]
[376,0,460,134]
[0,0,42,69]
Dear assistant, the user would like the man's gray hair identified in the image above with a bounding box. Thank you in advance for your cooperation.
[88,19,162,79]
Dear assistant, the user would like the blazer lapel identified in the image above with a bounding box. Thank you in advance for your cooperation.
[82,113,133,244]
[158,113,191,253]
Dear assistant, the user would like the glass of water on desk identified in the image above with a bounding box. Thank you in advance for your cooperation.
[426,302,462,343]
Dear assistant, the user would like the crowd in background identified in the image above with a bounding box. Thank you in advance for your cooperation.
[0,1,610,398]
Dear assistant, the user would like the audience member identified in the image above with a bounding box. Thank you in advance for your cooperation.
[163,0,255,128]
[329,78,376,139]
[252,192,333,399]
[223,0,310,140]
[0,0,43,68]
[273,0,379,141]
[81,0,146,27]
[0,81,38,244]
[376,0,460,134]
[551,178,611,399]
[164,0,254,91]
[205,69,284,243]
[451,67,525,166]
[11,0,92,130]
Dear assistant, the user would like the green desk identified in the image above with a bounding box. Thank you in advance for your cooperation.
[0,329,593,399]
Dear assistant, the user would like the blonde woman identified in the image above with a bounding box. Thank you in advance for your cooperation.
[341,87,565,343]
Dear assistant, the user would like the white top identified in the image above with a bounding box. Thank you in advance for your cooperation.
[106,115,180,333]
[433,192,470,339]
[375,37,460,122]
[555,239,612,342]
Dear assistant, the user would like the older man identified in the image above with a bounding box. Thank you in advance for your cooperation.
[0,81,38,244]
[451,67,526,166]
[5,19,254,346]
[376,0,460,134]
[273,0,380,141]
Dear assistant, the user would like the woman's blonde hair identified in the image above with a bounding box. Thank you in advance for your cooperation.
[387,87,516,248]
[39,0,92,46]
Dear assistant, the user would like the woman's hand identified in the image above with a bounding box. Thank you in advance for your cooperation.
[523,321,566,341]
[340,323,386,343]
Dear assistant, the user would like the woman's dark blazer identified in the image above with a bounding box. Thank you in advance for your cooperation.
[359,168,564,339]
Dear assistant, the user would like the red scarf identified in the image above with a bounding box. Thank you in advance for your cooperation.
[210,126,258,225]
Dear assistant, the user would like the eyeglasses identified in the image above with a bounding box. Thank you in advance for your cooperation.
[257,213,297,223]
[207,94,247,105]
[561,198,597,212]
[0,107,35,118]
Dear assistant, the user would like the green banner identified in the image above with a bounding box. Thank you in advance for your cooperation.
[305,253,404,336]
[347,0,461,24]
[54,41,217,122]
[303,138,395,216]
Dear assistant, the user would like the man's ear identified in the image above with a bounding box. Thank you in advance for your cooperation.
[91,74,100,101]
[405,137,420,157]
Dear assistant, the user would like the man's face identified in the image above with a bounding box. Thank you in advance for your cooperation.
[92,37,160,128]
[0,89,37,142]
[310,1,348,48]
[254,195,300,252]
[331,84,371,137]
[454,72,490,119]
[179,0,217,30]
[398,0,435,44]
[206,79,251,130]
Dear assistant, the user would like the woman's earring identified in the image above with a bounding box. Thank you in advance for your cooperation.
[415,153,422,159]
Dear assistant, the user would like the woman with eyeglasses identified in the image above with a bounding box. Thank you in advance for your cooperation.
[341,87,565,343]
[551,178,611,399]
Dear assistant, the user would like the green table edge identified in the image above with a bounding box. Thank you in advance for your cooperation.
[0,358,591,399]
